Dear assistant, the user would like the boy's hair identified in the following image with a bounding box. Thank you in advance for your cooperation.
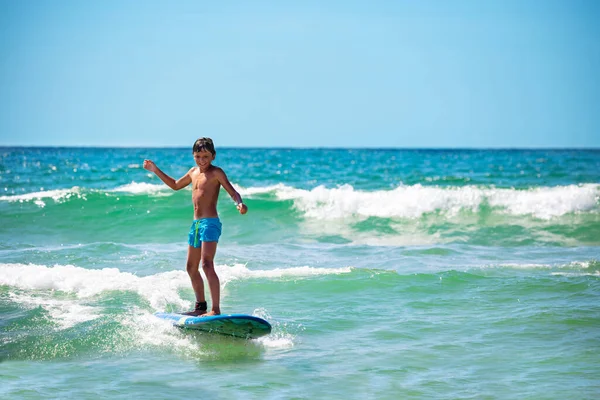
[193,137,216,155]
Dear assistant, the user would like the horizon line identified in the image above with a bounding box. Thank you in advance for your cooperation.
[1,145,599,151]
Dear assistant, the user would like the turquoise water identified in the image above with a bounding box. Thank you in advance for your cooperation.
[1,147,599,399]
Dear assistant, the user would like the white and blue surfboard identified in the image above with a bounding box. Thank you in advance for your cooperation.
[155,312,272,339]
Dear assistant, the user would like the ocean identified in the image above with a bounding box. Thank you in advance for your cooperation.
[1,147,599,399]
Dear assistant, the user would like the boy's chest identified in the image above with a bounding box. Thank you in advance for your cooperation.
[191,172,218,191]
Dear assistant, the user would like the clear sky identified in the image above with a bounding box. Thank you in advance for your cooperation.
[1,0,599,148]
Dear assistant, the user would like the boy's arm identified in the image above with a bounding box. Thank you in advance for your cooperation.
[143,160,192,191]
[215,168,248,215]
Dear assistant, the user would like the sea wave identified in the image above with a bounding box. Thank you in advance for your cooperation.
[0,263,352,309]
[0,187,86,207]
[273,183,600,220]
[482,261,597,270]
[2,183,598,220]
[8,292,99,329]
[0,183,173,207]
[0,263,189,310]
[110,182,171,195]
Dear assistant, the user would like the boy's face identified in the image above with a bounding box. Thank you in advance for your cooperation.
[193,150,215,169]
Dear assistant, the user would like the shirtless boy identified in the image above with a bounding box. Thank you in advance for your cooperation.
[143,137,247,316]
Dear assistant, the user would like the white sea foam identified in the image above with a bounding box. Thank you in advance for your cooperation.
[237,183,291,196]
[2,263,319,346]
[272,183,600,220]
[485,261,594,270]
[0,182,171,207]
[0,187,85,207]
[110,182,172,195]
[8,292,99,329]
[493,263,553,269]
[566,261,593,269]
[0,263,191,310]
[4,183,597,219]
[0,263,352,309]
[550,271,600,277]
[219,264,352,281]
[118,308,199,351]
[486,184,600,219]
[253,308,297,350]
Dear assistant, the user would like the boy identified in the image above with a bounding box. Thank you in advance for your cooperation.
[143,137,247,316]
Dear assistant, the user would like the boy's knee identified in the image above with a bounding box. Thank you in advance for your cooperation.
[201,259,214,271]
[186,261,199,274]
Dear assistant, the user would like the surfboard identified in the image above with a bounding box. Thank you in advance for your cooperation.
[154,312,272,339]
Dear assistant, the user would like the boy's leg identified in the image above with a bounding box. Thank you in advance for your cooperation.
[200,241,220,316]
[186,245,206,305]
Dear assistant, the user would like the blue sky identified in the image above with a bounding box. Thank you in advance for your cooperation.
[1,0,599,148]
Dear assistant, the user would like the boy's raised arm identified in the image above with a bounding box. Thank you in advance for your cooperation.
[143,159,192,191]
[216,168,247,214]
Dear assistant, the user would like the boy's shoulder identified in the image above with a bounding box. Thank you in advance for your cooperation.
[207,165,225,174]
[208,165,229,183]
[193,165,225,178]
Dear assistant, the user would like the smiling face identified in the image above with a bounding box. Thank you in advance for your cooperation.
[193,150,215,171]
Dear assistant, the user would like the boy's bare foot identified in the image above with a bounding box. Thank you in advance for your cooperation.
[181,301,207,316]
[201,309,221,317]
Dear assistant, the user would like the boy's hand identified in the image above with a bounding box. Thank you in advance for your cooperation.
[237,203,248,215]
[143,159,157,172]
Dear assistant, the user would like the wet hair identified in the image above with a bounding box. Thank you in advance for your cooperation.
[192,137,216,155]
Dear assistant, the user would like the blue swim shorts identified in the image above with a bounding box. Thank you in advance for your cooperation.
[188,218,222,248]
